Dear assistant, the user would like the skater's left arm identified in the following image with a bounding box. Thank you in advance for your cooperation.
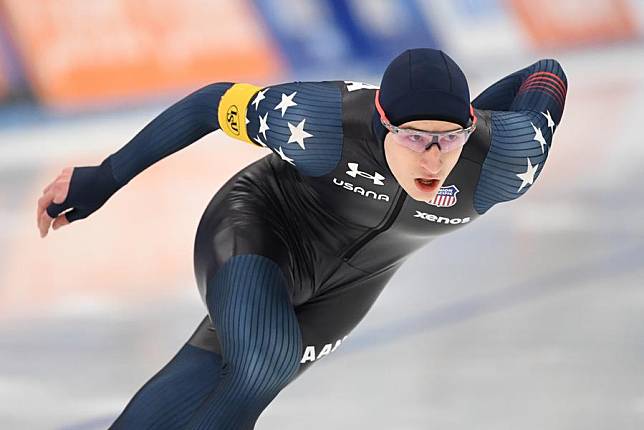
[471,59,568,214]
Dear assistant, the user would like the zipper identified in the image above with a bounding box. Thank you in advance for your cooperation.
[341,187,407,261]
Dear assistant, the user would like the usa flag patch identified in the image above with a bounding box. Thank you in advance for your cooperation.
[427,185,459,208]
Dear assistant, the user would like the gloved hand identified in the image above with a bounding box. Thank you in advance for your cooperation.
[36,158,121,238]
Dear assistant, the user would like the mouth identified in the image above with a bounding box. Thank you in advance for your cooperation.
[414,177,440,193]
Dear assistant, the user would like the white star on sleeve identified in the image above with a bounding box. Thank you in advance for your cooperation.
[516,157,539,193]
[275,146,295,165]
[253,135,267,147]
[531,122,548,154]
[251,88,268,110]
[258,112,270,140]
[274,92,297,117]
[287,119,313,150]
[541,110,555,133]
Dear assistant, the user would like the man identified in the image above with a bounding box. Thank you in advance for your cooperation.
[36,48,567,429]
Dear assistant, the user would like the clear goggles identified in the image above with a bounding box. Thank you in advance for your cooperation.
[375,90,477,153]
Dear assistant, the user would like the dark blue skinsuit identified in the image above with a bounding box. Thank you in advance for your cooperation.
[47,60,567,429]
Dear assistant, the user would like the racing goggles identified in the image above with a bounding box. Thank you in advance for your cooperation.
[375,90,477,153]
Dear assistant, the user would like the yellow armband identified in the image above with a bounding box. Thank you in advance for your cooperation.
[217,83,262,145]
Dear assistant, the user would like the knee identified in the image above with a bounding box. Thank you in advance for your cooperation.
[227,339,301,392]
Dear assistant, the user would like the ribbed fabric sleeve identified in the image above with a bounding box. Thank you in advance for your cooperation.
[472,59,568,214]
[107,82,233,187]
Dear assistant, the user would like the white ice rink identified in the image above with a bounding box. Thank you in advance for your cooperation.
[1,45,643,429]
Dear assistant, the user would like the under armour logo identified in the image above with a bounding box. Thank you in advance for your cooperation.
[345,162,385,186]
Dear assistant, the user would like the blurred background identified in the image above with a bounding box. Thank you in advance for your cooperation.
[1,0,643,429]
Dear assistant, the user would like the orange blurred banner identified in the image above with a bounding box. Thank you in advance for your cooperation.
[508,0,637,48]
[2,0,283,108]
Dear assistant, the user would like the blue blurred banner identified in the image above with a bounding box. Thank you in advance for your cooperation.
[328,0,439,66]
[253,0,439,77]
[252,0,353,76]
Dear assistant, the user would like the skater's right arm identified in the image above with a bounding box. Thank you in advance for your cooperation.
[36,83,233,237]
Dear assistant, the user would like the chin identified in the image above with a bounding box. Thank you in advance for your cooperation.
[410,193,437,203]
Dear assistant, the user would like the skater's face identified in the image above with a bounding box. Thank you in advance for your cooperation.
[384,119,464,202]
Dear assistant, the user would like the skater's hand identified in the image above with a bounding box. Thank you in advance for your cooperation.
[37,167,72,237]
[37,160,121,238]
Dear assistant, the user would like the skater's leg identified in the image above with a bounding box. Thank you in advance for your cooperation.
[186,254,302,430]
[110,317,225,430]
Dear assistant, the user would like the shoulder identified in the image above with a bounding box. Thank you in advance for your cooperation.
[245,81,346,177]
[220,80,380,177]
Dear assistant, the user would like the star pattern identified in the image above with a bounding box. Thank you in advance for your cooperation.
[251,88,268,110]
[253,135,267,147]
[274,92,297,117]
[516,157,539,193]
[258,112,270,140]
[344,81,379,92]
[247,86,324,168]
[542,110,555,133]
[287,119,313,150]
[531,122,548,154]
[275,146,295,165]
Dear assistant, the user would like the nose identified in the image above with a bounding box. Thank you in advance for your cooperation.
[419,144,442,175]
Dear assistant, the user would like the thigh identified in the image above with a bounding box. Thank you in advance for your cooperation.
[193,171,295,307]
